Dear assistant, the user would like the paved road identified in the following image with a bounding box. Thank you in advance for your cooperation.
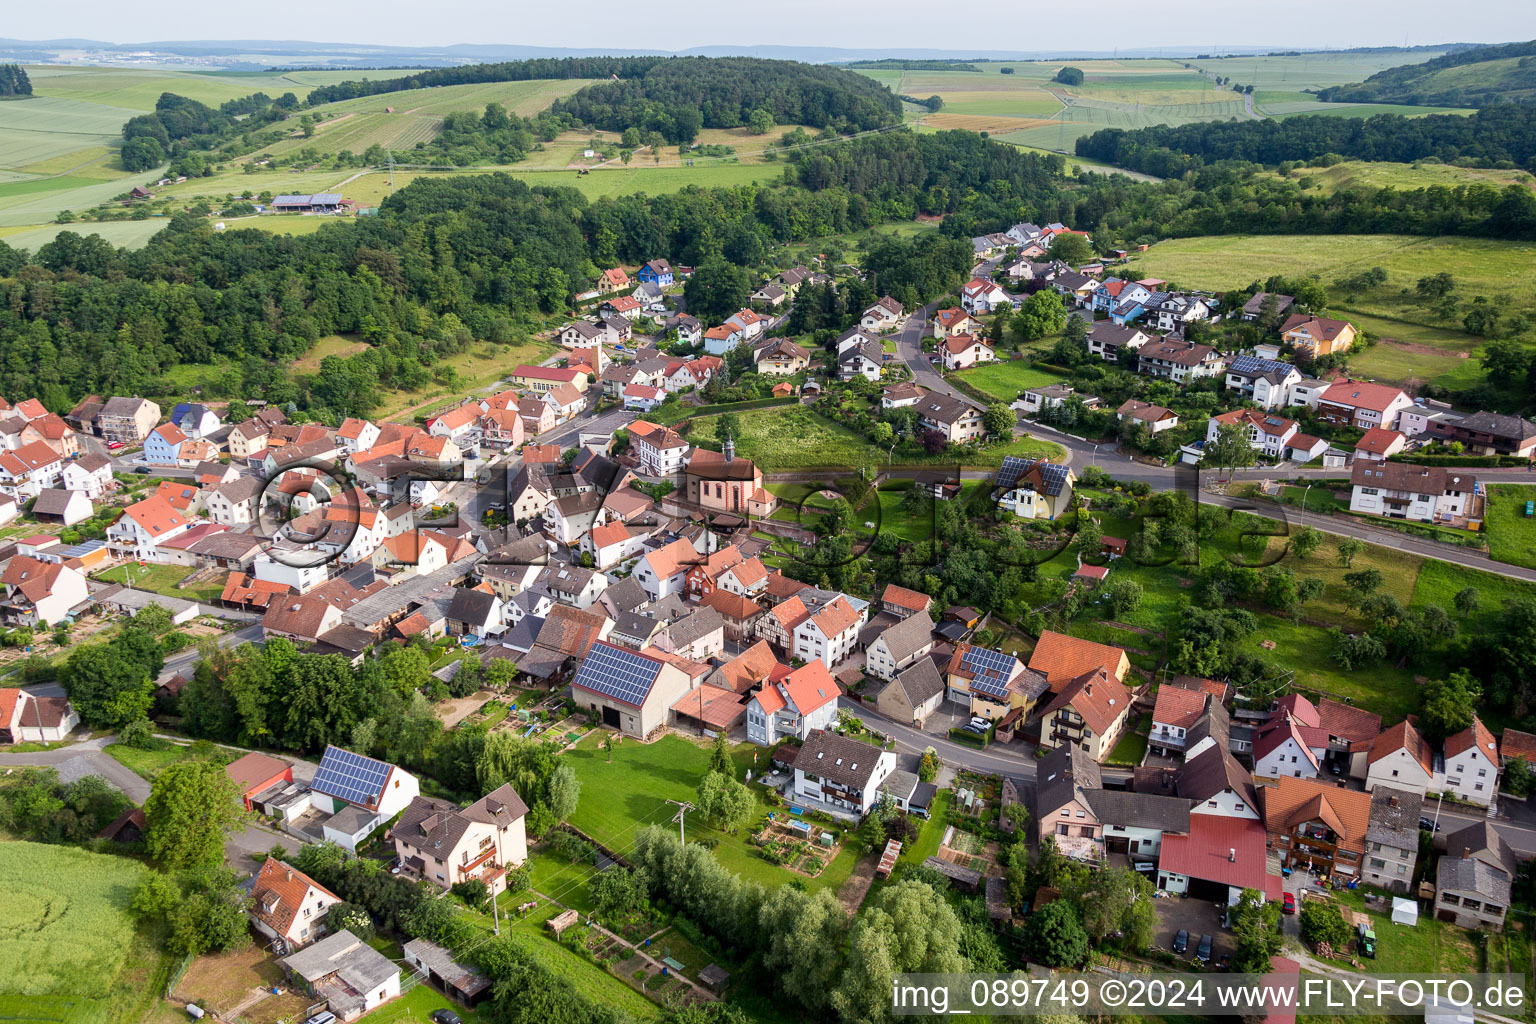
[158,623,264,683]
[0,735,151,802]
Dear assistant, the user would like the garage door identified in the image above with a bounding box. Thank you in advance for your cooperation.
[603,706,621,728]
[1106,836,1129,854]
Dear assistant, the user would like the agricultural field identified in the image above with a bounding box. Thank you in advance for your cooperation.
[1484,484,1536,570]
[0,842,146,1002]
[1334,312,1485,392]
[1263,158,1535,194]
[1185,51,1454,95]
[1125,233,1536,327]
[0,217,169,252]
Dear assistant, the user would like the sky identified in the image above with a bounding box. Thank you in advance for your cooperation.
[9,0,1536,55]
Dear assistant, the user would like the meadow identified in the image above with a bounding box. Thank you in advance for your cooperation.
[1484,484,1536,570]
[1264,158,1535,194]
[953,361,1068,402]
[0,842,145,998]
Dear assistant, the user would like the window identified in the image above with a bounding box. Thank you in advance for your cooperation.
[1463,899,1482,912]
[1370,858,1386,870]
[1441,893,1460,906]
[1478,768,1487,777]
[1397,864,1407,875]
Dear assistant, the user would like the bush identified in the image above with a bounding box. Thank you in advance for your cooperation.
[120,718,155,749]
[451,879,490,909]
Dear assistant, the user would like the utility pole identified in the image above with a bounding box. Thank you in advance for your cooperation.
[491,883,501,935]
[666,798,695,847]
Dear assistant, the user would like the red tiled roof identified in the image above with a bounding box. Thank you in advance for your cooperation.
[781,659,839,715]
[1153,685,1207,731]
[249,858,340,941]
[1027,630,1128,691]
[1355,428,1404,455]
[1318,378,1406,414]
[1368,719,1434,775]
[1157,813,1273,893]
[1445,716,1498,764]
[882,583,931,613]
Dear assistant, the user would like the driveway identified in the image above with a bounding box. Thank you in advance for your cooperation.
[1154,892,1234,967]
[0,735,150,802]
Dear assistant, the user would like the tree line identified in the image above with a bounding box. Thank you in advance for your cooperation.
[1075,104,1536,175]
[305,56,670,105]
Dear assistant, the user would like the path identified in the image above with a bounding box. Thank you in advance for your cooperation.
[835,851,879,913]
[0,734,151,801]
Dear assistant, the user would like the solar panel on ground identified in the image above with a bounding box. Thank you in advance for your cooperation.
[572,641,662,707]
[312,745,392,807]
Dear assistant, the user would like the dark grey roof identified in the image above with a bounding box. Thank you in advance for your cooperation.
[613,611,661,641]
[797,730,887,792]
[1228,354,1299,384]
[395,795,471,853]
[402,939,490,998]
[1366,788,1424,849]
[915,392,977,427]
[1460,411,1536,442]
[882,768,920,803]
[1439,855,1512,906]
[1185,702,1231,754]
[31,488,84,515]
[1445,820,1516,877]
[996,456,1072,496]
[1083,789,1191,834]
[875,611,935,663]
[886,658,944,708]
[1086,322,1146,347]
[601,575,649,617]
[447,587,498,626]
[282,930,398,990]
[1176,746,1256,808]
[463,782,529,826]
[215,475,264,504]
[664,606,724,647]
[909,780,938,811]
[1035,742,1102,818]
[1242,292,1293,315]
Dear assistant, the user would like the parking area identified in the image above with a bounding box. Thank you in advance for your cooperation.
[1153,893,1235,967]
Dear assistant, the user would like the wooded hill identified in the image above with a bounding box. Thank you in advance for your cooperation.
[548,57,903,142]
[1317,39,1536,106]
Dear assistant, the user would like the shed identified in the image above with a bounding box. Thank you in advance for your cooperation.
[547,908,580,937]
[698,964,731,996]
[922,855,982,892]
[1391,897,1418,926]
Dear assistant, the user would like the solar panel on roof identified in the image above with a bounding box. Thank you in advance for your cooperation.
[964,647,1016,698]
[312,746,393,807]
[572,642,662,707]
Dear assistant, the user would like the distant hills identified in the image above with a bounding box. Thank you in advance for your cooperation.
[1318,39,1536,106]
[0,36,1495,70]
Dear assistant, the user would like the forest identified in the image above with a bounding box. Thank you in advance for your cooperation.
[304,55,671,105]
[548,57,902,142]
[1316,39,1536,106]
[0,63,31,97]
[120,91,298,172]
[1075,103,1536,176]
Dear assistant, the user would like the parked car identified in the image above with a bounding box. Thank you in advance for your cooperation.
[107,441,125,450]
[430,1012,461,1024]
[133,466,150,474]
[304,1013,336,1024]
[1172,929,1188,955]
[1283,892,1296,915]
[1195,934,1212,964]
[1420,816,1442,832]
[1329,760,1344,775]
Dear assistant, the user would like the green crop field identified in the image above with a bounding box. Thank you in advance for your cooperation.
[1126,234,1536,325]
[0,218,170,251]
[0,842,145,999]
[1186,51,1453,93]
[1485,485,1536,570]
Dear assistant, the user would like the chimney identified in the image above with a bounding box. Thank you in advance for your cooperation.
[285,868,292,882]
[1085,683,1093,697]
[1389,795,1399,808]
[1463,848,1471,859]
[1228,848,1236,863]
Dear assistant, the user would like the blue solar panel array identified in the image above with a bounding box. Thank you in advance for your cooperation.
[963,646,1017,698]
[573,642,663,706]
[313,745,393,807]
[1228,354,1293,378]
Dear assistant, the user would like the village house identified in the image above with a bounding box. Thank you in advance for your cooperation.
[597,266,630,294]
[791,729,898,819]
[1315,378,1413,431]
[1242,292,1295,322]
[30,488,91,527]
[509,364,588,394]
[0,441,63,499]
[745,659,839,745]
[1407,409,1536,459]
[1354,428,1407,462]
[880,583,931,620]
[626,420,690,475]
[791,595,864,667]
[637,259,673,287]
[1206,409,1299,459]
[1281,314,1357,357]
[995,456,1076,520]
[1363,788,1423,893]
[1085,322,1150,363]
[860,296,904,332]
[754,338,810,376]
[1026,630,1132,694]
[863,611,935,681]
[875,659,945,727]
[61,453,114,498]
[1436,821,1516,930]
[1136,338,1222,383]
[1261,775,1371,882]
[107,495,191,561]
[930,308,983,340]
[916,393,985,444]
[1117,399,1179,433]
[1034,744,1105,860]
[633,537,701,602]
[1145,292,1214,333]
[96,397,160,445]
[0,687,80,743]
[940,333,996,371]
[960,278,1011,315]
[0,556,88,627]
[280,930,400,1022]
[670,314,703,346]
[571,640,695,739]
[1349,462,1478,524]
[1443,717,1499,807]
[392,783,528,896]
[1361,719,1436,797]
[170,402,221,438]
[1037,667,1134,761]
[1224,354,1304,410]
[248,858,341,953]
[881,382,926,409]
[839,337,885,381]
[945,642,1050,722]
[725,308,765,341]
[715,556,769,597]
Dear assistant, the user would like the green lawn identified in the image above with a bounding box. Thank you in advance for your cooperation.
[104,739,238,781]
[1105,729,1148,766]
[1484,484,1536,570]
[1323,888,1480,973]
[356,967,490,1024]
[954,361,1068,403]
[562,732,856,893]
[93,562,223,604]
